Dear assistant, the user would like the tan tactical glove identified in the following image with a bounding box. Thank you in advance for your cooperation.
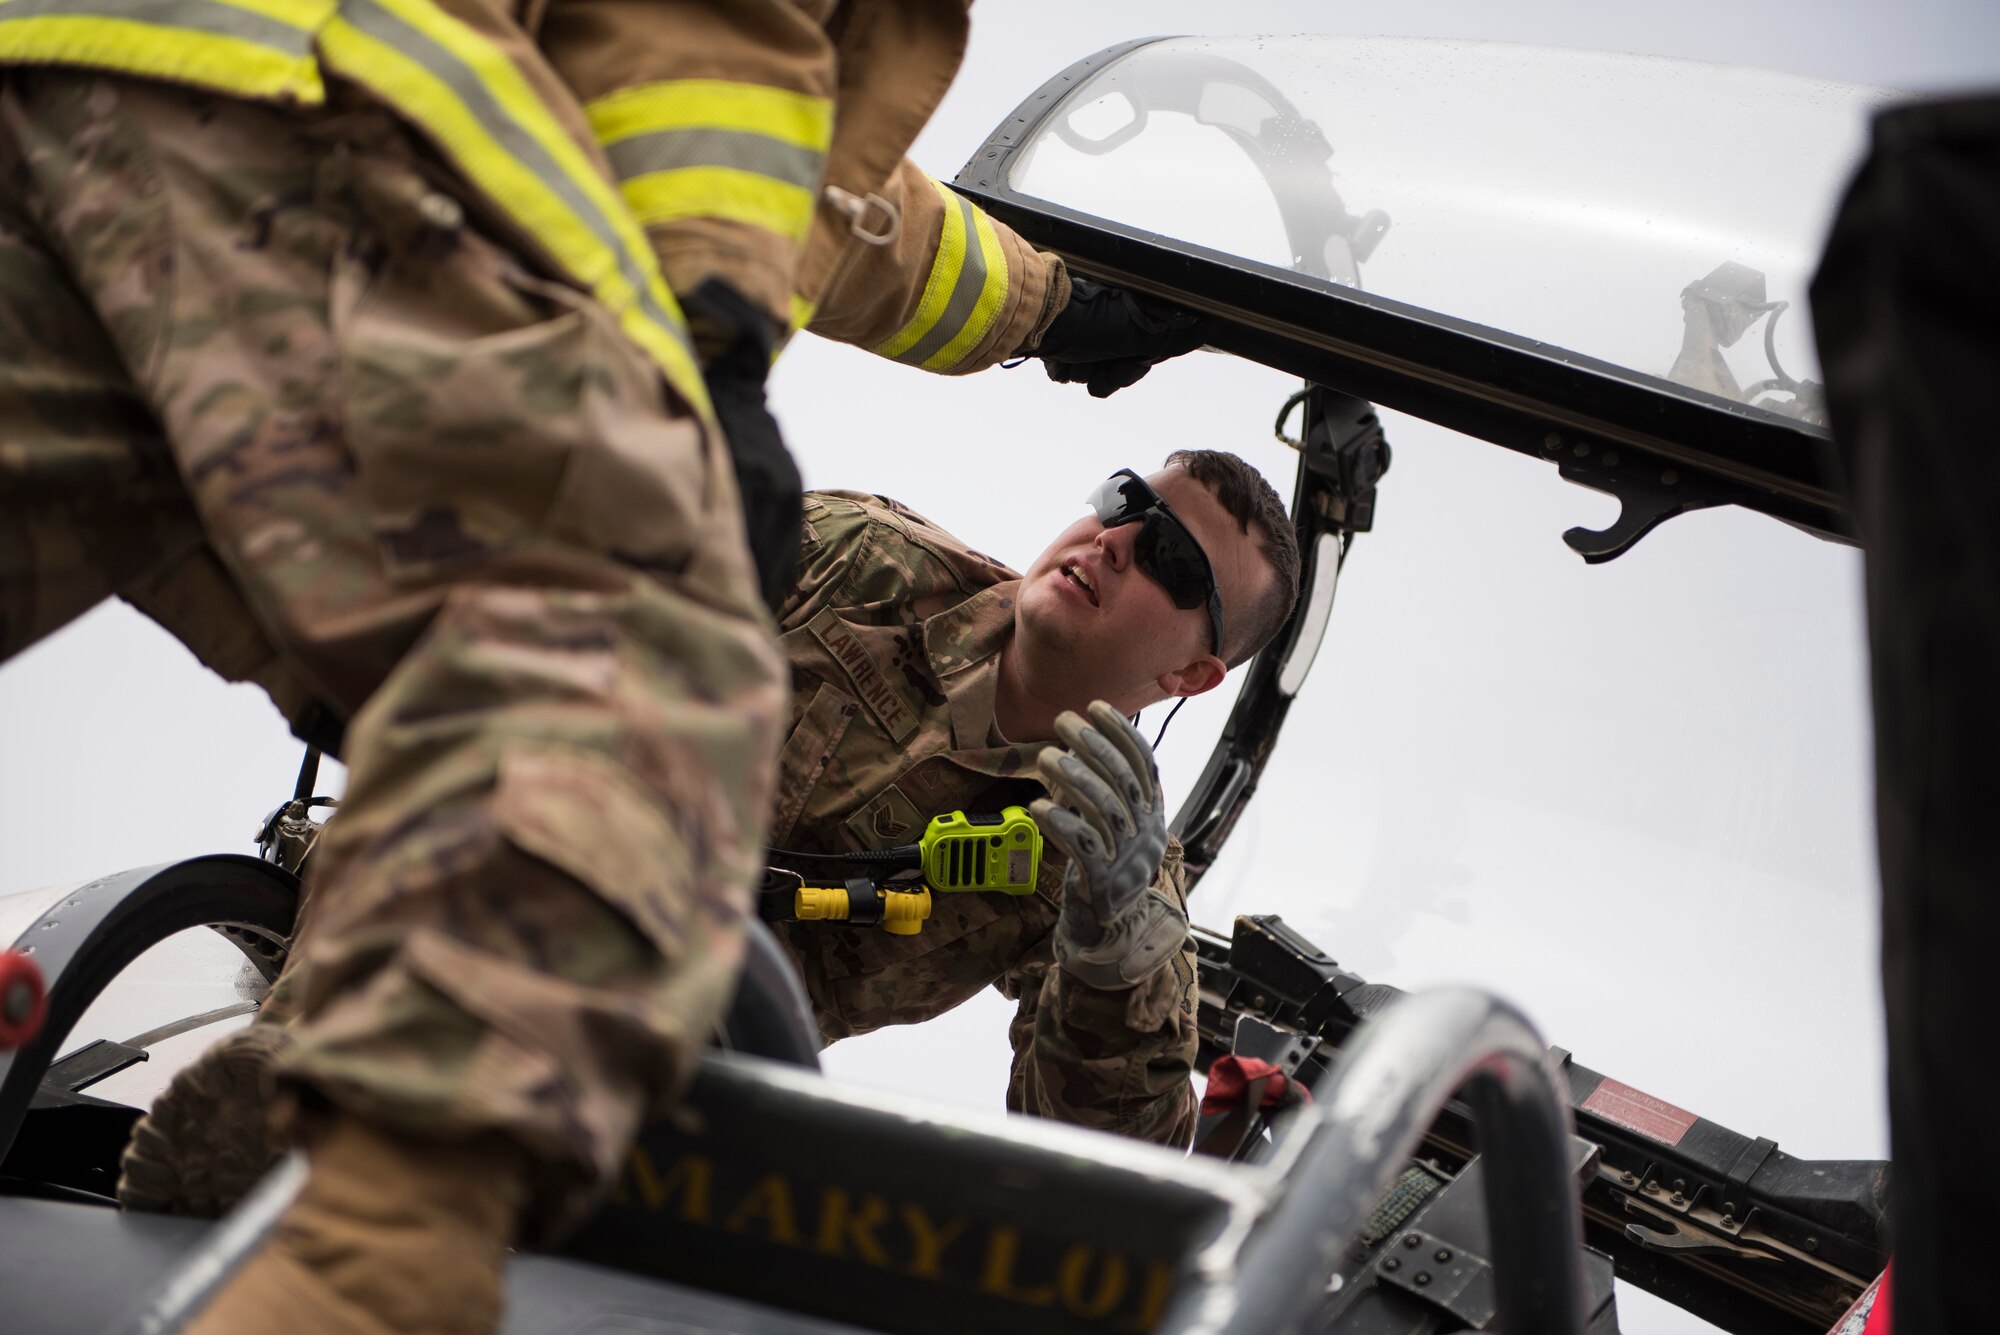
[1033,701,1189,991]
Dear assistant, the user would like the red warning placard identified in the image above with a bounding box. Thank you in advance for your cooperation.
[1581,1077,1698,1147]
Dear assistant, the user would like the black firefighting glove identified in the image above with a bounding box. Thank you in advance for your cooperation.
[683,280,802,612]
[1033,701,1188,991]
[1032,277,1209,399]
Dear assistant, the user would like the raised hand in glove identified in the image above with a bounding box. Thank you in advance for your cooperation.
[682,279,803,612]
[1032,700,1189,990]
[1032,277,1209,399]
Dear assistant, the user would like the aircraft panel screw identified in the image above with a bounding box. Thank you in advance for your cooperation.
[1414,1272,1432,1286]
[1435,1249,1453,1263]
[1671,1193,1685,1206]
[1622,1172,1637,1185]
[1383,1257,1400,1272]
[1544,433,1562,451]
[1644,1179,1659,1193]
[1403,1235,1421,1249]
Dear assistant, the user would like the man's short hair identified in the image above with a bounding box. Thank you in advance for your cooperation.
[1165,449,1300,667]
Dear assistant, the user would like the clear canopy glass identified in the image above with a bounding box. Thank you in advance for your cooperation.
[1007,36,1896,426]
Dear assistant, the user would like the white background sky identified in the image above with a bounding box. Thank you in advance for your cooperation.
[4,4,1999,1332]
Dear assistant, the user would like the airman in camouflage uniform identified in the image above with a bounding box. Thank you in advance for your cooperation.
[98,463,1298,1227]
[773,467,1300,1146]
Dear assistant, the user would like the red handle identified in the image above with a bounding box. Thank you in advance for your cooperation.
[0,950,47,1050]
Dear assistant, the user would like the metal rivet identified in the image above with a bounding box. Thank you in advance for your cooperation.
[1543,432,1563,451]
[39,920,58,930]
[1573,442,1591,457]
[1805,1237,1819,1252]
[1414,1272,1431,1286]
[19,945,33,955]
[1722,1215,1736,1227]
[1402,1234,1422,1249]
[1644,1180,1659,1193]
[1722,1200,1736,1216]
[1673,1179,1687,1192]
[1621,1172,1638,1185]
[1671,1193,1685,1206]
[1382,1256,1400,1272]
[1251,994,1268,1008]
[1434,1248,1452,1263]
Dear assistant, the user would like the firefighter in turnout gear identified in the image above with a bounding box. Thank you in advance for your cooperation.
[0,2,1208,1330]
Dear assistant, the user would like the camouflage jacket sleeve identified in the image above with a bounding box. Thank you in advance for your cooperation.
[776,489,998,631]
[1003,838,1201,1148]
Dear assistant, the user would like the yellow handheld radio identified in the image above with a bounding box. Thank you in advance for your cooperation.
[762,806,1043,935]
[919,807,1043,895]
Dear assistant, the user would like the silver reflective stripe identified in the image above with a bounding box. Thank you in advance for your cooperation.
[338,0,691,364]
[0,0,314,48]
[889,190,991,369]
[604,127,822,191]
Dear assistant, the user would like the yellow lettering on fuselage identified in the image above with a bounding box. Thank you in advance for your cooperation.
[610,1151,1180,1330]
[722,1172,802,1246]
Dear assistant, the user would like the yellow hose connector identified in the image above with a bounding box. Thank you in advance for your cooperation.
[795,885,850,921]
[879,887,932,936]
[794,884,932,934]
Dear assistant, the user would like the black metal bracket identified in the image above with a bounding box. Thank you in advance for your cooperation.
[1374,1226,1500,1328]
[1170,389,1387,887]
[1545,432,1731,562]
[37,1039,148,1107]
[1280,387,1391,535]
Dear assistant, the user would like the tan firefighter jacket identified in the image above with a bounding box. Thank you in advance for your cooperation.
[0,0,1064,417]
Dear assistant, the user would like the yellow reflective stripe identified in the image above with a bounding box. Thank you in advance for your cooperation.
[619,166,815,243]
[0,14,322,98]
[588,80,829,248]
[0,0,331,102]
[319,0,709,423]
[873,179,1012,372]
[873,178,968,363]
[922,203,1010,372]
[586,79,832,154]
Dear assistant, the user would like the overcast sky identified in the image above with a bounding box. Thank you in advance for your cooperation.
[4,5,1997,1332]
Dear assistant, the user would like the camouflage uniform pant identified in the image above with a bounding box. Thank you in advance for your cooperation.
[0,73,784,1235]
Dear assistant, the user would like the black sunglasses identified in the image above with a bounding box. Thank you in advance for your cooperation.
[1087,469,1227,658]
